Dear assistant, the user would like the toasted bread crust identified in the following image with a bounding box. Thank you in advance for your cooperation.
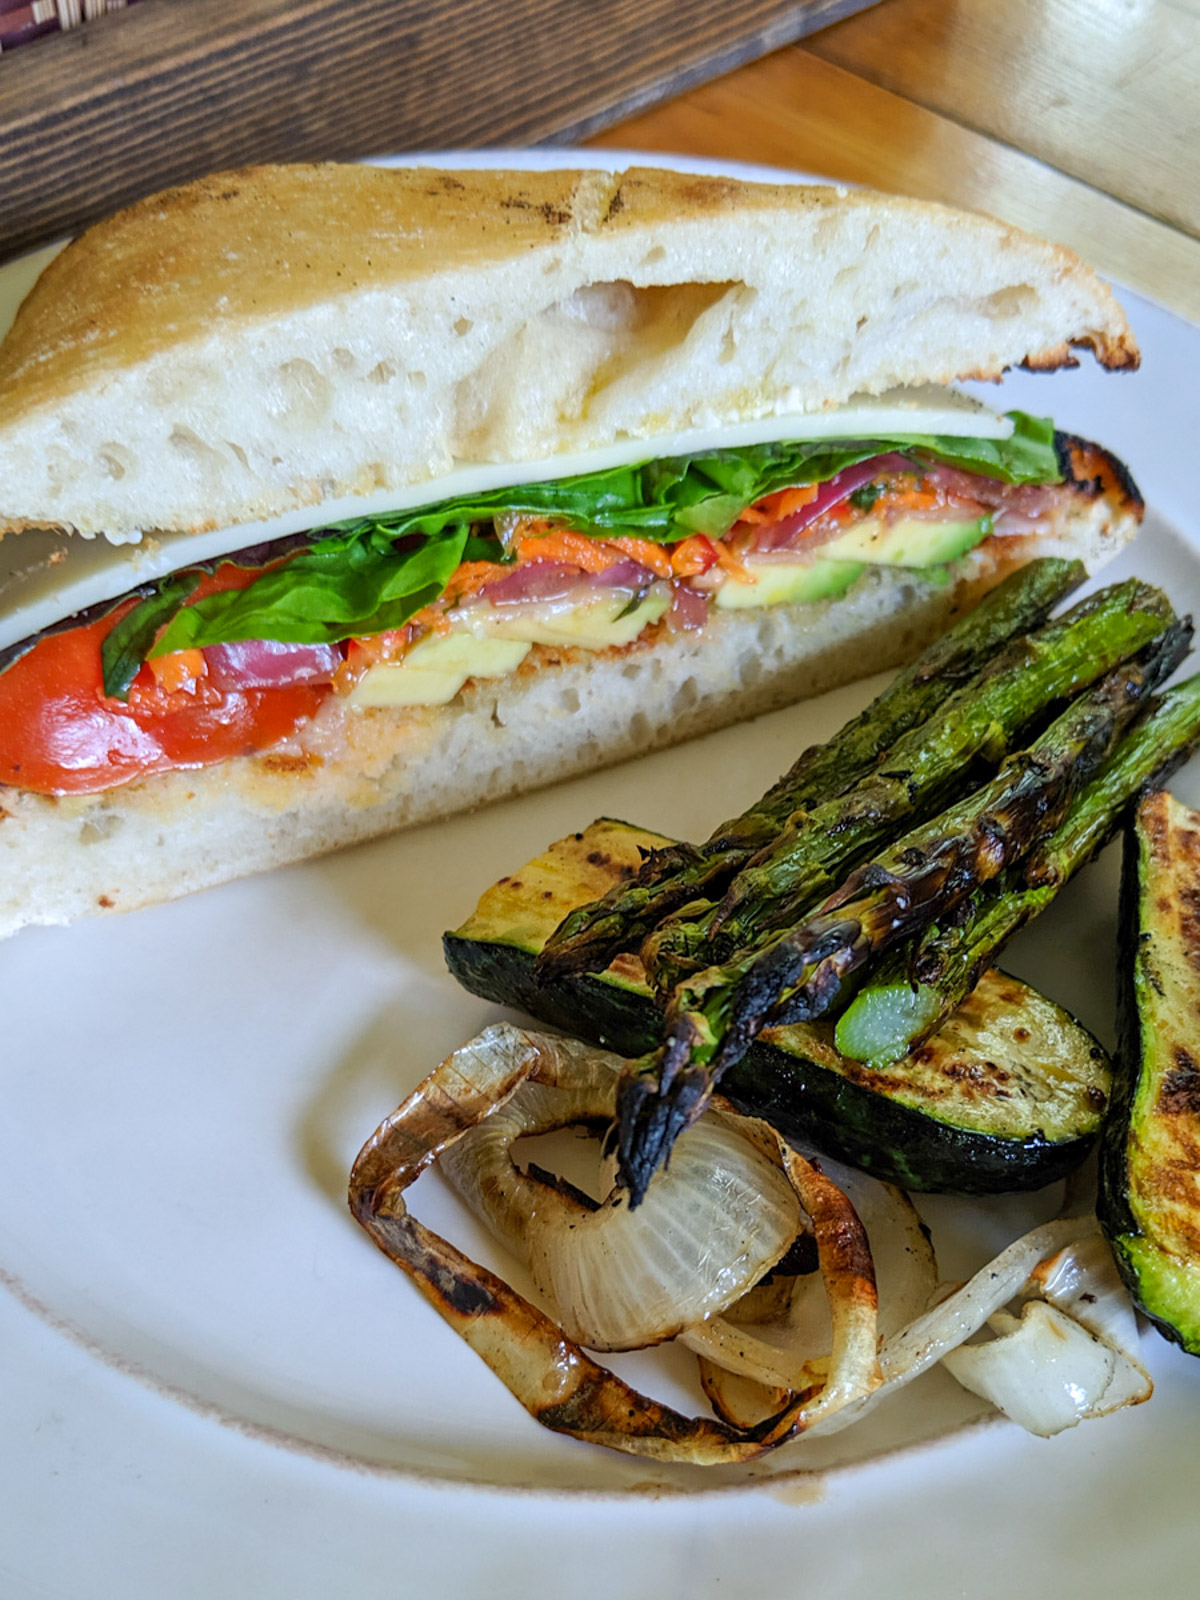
[0,163,1137,540]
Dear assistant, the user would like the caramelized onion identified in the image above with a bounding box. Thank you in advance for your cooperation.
[349,1024,883,1463]
[688,1157,931,1429]
[348,1028,1150,1461]
[438,1058,801,1350]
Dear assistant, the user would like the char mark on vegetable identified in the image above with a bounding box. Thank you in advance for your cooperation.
[611,592,1184,1205]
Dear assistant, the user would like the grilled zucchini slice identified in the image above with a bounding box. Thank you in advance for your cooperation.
[1100,790,1200,1354]
[444,819,1112,1193]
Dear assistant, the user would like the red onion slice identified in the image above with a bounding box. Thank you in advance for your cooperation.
[483,558,658,605]
[591,559,656,589]
[480,561,585,604]
[203,639,342,690]
[757,453,915,550]
[667,585,708,631]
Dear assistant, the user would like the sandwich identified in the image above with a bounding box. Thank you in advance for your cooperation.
[0,162,1144,937]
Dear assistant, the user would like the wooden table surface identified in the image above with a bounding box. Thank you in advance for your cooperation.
[587,0,1200,325]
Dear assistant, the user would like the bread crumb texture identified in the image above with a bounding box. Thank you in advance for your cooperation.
[0,164,1135,539]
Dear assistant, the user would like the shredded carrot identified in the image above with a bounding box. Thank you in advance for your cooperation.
[875,486,943,513]
[736,484,822,526]
[147,648,207,694]
[606,536,674,579]
[332,657,363,697]
[669,535,720,578]
[333,631,411,695]
[766,484,821,519]
[128,673,224,715]
[516,529,682,580]
[346,630,411,668]
[409,605,454,636]
[439,559,511,603]
[728,484,821,537]
[709,541,755,584]
[514,531,620,574]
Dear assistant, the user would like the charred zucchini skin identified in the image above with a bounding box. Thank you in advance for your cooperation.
[445,931,1094,1191]
[1100,792,1200,1355]
[444,821,1109,1194]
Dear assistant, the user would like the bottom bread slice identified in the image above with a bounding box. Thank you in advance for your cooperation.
[0,522,1125,938]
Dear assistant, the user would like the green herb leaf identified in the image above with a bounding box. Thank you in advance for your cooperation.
[154,526,474,653]
[849,482,884,512]
[101,571,203,699]
[614,584,653,621]
[888,411,1062,484]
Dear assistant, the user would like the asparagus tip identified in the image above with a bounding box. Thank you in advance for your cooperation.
[533,917,621,982]
[615,1041,715,1207]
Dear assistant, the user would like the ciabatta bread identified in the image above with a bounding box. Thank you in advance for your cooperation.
[0,496,1137,940]
[0,164,1134,542]
[0,164,1144,937]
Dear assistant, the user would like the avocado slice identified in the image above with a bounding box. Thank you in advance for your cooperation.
[347,588,670,705]
[820,514,991,568]
[481,588,671,647]
[712,514,991,613]
[1100,790,1200,1355]
[348,633,532,707]
[714,558,865,611]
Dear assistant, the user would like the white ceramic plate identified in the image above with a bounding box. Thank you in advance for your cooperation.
[1,152,1198,1600]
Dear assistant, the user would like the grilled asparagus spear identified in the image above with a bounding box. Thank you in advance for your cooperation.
[641,576,1174,1000]
[534,558,1084,981]
[615,623,1187,1203]
[709,632,1181,1050]
[835,668,1200,1067]
[709,579,1175,955]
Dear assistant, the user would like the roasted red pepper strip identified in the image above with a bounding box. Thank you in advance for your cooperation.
[0,567,328,795]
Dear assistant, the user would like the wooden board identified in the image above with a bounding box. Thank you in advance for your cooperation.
[0,0,879,261]
[806,0,1200,239]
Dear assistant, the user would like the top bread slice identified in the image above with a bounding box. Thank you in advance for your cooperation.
[0,163,1135,542]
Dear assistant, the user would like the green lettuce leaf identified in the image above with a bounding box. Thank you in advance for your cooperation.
[131,412,1060,681]
[156,525,475,653]
[100,571,202,700]
[889,411,1061,484]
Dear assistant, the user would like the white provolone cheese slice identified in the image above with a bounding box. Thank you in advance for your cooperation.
[0,387,1012,653]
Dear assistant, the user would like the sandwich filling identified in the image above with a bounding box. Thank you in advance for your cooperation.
[0,412,1138,796]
